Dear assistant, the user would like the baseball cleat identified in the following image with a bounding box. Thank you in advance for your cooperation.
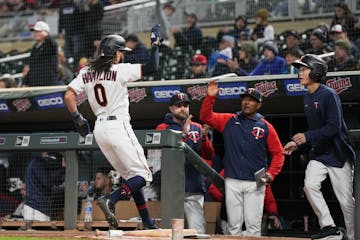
[311,226,343,240]
[143,219,159,230]
[97,197,118,229]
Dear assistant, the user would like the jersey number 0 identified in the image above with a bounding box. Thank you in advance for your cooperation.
[94,84,108,106]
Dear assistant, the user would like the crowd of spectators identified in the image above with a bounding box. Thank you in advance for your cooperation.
[1,2,360,87]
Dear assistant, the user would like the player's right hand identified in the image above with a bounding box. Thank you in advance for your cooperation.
[283,141,298,155]
[73,113,90,137]
[207,80,219,97]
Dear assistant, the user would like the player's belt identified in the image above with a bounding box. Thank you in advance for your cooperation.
[98,116,117,121]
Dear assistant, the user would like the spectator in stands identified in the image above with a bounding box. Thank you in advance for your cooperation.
[186,53,208,79]
[124,34,150,64]
[57,47,75,85]
[306,27,333,56]
[22,21,58,87]
[83,0,104,58]
[0,73,17,88]
[156,93,214,234]
[283,48,302,74]
[24,152,65,221]
[208,35,235,75]
[329,24,360,59]
[58,0,84,67]
[251,8,274,49]
[217,15,250,44]
[87,167,114,199]
[279,30,304,58]
[171,12,202,51]
[155,0,175,45]
[226,41,259,76]
[328,39,358,71]
[250,41,286,76]
[330,2,359,42]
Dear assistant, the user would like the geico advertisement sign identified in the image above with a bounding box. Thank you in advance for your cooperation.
[217,83,248,99]
[35,93,65,109]
[284,79,307,96]
[0,102,10,112]
[152,86,181,102]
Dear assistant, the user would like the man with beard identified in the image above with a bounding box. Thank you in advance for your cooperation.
[156,92,214,234]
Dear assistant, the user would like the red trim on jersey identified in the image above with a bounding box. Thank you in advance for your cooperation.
[262,119,285,180]
[199,94,234,133]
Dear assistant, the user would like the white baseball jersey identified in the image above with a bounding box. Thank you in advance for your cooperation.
[68,63,153,183]
[69,63,142,117]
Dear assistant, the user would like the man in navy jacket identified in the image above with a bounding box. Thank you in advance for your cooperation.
[156,92,214,233]
[284,54,356,240]
[200,85,284,236]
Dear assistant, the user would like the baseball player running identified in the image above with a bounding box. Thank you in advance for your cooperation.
[284,54,356,240]
[200,84,284,236]
[64,26,162,229]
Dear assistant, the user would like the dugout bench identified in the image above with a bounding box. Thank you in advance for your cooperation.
[0,129,223,231]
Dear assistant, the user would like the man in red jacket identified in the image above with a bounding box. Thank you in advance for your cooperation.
[200,81,284,236]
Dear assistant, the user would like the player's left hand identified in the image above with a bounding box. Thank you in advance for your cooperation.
[292,133,306,145]
[261,172,273,183]
[150,24,163,46]
[73,113,90,137]
[268,215,281,229]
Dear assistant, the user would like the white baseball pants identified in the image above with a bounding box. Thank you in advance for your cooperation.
[93,117,152,183]
[184,193,206,234]
[23,204,50,221]
[304,160,355,240]
[225,178,266,236]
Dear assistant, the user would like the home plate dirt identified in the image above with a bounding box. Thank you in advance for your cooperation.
[0,229,309,240]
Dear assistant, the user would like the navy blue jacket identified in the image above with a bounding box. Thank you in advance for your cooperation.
[200,95,284,181]
[304,84,356,167]
[25,156,64,216]
[156,113,214,193]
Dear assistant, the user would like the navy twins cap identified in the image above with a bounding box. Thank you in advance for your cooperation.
[240,88,263,102]
[170,92,191,106]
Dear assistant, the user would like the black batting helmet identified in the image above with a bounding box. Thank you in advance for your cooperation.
[292,54,328,82]
[100,35,131,57]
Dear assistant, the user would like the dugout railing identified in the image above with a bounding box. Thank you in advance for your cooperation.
[0,130,223,230]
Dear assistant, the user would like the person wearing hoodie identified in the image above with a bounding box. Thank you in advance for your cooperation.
[156,92,214,234]
[249,40,286,75]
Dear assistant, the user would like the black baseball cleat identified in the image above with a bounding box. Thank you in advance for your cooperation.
[143,219,159,230]
[97,197,118,229]
[311,226,343,240]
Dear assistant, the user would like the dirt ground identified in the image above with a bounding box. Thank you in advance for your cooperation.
[0,229,309,240]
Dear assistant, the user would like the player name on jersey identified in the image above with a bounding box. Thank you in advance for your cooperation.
[82,71,117,83]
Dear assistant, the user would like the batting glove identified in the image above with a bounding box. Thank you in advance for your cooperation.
[150,24,163,45]
[72,112,90,137]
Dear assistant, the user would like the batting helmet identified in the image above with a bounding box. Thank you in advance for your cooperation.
[292,54,328,82]
[100,35,131,57]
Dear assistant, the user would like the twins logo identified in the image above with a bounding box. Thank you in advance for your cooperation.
[188,131,201,143]
[251,127,265,140]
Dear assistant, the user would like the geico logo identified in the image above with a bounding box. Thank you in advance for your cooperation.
[154,90,180,98]
[287,84,307,92]
[0,103,9,110]
[219,86,246,96]
[37,97,63,106]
